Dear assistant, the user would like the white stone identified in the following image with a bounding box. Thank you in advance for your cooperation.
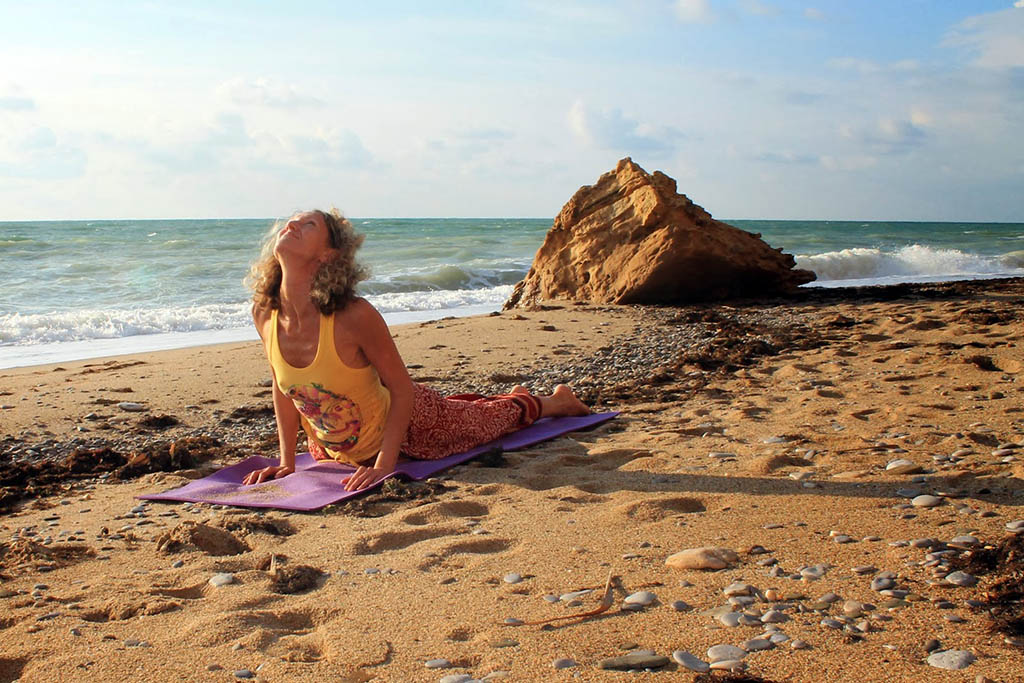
[559,589,591,602]
[208,573,234,587]
[926,649,975,670]
[623,590,656,606]
[672,651,709,673]
[944,571,977,587]
[1006,520,1024,533]
[425,658,452,669]
[706,644,746,662]
[912,495,944,508]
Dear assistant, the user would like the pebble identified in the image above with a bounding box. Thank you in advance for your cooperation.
[926,649,975,670]
[709,660,747,672]
[559,589,591,602]
[761,610,788,623]
[671,600,692,612]
[233,670,255,680]
[950,535,980,546]
[1006,520,1024,534]
[912,495,944,508]
[791,639,811,650]
[821,618,844,629]
[871,577,895,591]
[597,653,669,670]
[944,571,978,587]
[117,402,146,412]
[425,659,452,669]
[924,638,941,653]
[364,568,380,575]
[722,582,752,597]
[208,573,234,587]
[719,612,741,627]
[665,547,738,570]
[800,565,828,580]
[742,638,773,652]
[552,658,576,669]
[706,644,746,662]
[439,676,473,683]
[672,650,709,672]
[502,573,522,584]
[623,590,657,606]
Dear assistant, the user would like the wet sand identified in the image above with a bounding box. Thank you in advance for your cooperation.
[2,279,1023,682]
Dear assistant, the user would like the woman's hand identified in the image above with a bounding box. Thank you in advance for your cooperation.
[342,464,394,491]
[242,464,295,485]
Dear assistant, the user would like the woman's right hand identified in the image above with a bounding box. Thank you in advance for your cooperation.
[242,465,295,485]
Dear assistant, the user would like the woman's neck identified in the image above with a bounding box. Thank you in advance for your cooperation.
[278,262,320,321]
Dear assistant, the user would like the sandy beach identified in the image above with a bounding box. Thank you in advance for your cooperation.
[2,280,1024,682]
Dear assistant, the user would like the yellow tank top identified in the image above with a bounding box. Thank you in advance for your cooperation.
[269,309,391,466]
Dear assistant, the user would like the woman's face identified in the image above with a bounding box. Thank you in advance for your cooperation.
[274,211,331,263]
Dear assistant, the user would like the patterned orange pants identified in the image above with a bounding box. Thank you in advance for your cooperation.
[307,383,542,462]
[401,382,542,460]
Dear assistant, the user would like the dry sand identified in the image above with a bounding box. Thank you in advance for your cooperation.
[2,281,1024,682]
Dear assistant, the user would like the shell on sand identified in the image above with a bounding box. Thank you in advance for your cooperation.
[665,547,739,571]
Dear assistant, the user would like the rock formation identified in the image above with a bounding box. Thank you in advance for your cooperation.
[504,158,815,308]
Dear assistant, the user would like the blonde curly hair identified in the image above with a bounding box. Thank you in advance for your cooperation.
[247,208,369,314]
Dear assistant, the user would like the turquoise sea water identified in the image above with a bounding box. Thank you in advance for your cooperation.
[2,218,1023,368]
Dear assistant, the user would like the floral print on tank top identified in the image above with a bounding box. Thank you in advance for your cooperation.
[285,382,362,452]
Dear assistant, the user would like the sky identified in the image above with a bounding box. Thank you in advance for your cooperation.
[1,0,1022,221]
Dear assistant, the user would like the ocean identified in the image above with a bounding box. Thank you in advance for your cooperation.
[2,218,1024,369]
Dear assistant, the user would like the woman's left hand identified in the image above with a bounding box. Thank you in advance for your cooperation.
[341,465,394,491]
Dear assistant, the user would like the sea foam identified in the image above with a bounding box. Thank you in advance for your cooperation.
[797,244,1024,284]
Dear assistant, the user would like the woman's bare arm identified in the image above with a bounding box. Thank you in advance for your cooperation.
[341,299,414,491]
[243,305,300,485]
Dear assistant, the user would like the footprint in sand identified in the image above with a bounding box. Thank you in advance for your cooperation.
[79,593,181,622]
[417,537,515,571]
[351,525,465,555]
[614,495,706,522]
[400,500,489,526]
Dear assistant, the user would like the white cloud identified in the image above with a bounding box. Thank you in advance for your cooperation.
[840,118,928,156]
[946,8,1024,68]
[819,154,878,172]
[0,126,87,179]
[910,109,932,126]
[742,0,780,17]
[827,58,921,74]
[674,0,714,24]
[568,101,683,157]
[217,77,324,108]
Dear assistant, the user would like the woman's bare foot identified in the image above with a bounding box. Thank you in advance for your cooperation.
[539,384,590,418]
[510,385,530,396]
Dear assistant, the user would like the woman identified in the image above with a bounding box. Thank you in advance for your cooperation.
[242,209,590,492]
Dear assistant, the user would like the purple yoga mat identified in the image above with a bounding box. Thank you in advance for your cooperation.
[138,412,618,511]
